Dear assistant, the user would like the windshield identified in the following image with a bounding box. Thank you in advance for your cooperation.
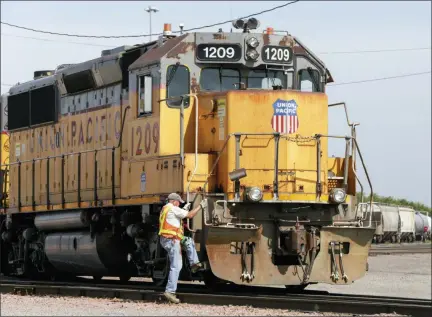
[200,68,241,91]
[199,67,288,92]
[247,69,286,89]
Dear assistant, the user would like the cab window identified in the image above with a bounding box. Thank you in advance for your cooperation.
[247,69,287,89]
[138,74,152,116]
[200,68,241,91]
[167,64,190,107]
[298,68,321,92]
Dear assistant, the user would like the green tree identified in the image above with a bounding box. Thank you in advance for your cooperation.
[356,192,431,215]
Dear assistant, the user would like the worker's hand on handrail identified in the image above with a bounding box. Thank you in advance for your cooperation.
[183,203,191,211]
[200,200,207,210]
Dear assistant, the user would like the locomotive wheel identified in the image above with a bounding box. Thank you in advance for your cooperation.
[151,258,169,287]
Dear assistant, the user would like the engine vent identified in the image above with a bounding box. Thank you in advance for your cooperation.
[101,45,133,57]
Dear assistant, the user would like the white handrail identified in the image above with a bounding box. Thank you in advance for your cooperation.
[185,94,199,204]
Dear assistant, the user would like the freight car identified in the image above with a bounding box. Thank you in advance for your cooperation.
[428,215,432,240]
[0,19,375,289]
[414,212,429,242]
[398,207,416,243]
[356,203,401,243]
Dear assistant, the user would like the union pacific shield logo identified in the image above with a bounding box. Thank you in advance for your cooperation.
[271,99,299,134]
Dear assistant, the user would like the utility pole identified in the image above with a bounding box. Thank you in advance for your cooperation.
[145,6,159,41]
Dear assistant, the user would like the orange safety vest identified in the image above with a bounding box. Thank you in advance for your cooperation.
[158,204,184,240]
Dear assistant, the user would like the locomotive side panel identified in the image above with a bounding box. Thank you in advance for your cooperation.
[7,84,124,211]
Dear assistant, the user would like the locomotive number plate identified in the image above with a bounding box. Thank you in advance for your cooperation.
[196,44,242,62]
[262,45,293,64]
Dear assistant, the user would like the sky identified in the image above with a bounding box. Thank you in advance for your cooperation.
[1,1,431,206]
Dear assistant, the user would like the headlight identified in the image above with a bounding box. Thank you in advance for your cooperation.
[246,37,259,48]
[330,188,346,203]
[246,48,259,61]
[247,187,263,202]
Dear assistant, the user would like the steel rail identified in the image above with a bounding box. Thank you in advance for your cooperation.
[369,245,431,255]
[0,279,430,317]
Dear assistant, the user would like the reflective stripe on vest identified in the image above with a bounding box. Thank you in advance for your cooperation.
[158,204,184,240]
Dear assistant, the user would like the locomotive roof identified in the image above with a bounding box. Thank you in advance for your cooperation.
[129,34,188,71]
[5,30,334,96]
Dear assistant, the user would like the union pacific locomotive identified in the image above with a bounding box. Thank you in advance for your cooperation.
[0,19,375,289]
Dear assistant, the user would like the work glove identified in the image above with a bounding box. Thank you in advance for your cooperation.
[200,200,207,210]
[183,203,191,211]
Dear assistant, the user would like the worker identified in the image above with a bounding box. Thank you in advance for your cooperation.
[159,192,206,304]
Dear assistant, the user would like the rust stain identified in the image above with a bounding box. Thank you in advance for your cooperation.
[213,33,227,40]
[191,76,201,93]
[129,34,188,70]
[293,46,306,54]
[263,34,270,46]
[166,42,195,59]
[279,36,295,47]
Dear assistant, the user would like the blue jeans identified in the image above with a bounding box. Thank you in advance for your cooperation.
[160,236,199,294]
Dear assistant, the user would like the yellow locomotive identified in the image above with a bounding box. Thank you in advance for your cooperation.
[0,19,375,289]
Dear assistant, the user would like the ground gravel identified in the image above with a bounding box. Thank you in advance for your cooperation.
[1,253,429,316]
[0,294,403,316]
[308,253,431,300]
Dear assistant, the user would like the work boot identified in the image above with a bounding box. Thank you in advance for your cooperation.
[163,292,180,304]
[190,262,203,273]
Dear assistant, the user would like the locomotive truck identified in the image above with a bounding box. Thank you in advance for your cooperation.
[0,19,375,289]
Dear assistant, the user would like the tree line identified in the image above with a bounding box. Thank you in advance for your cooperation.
[356,192,431,214]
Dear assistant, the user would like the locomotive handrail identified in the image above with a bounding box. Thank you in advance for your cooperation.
[0,105,130,212]
[159,93,200,232]
[314,134,373,226]
[315,134,352,198]
[351,138,374,228]
[184,94,199,204]
[202,132,281,197]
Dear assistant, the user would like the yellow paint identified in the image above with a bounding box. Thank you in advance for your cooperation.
[5,81,356,213]
[1,131,9,210]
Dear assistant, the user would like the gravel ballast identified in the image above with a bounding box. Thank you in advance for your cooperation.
[1,253,429,316]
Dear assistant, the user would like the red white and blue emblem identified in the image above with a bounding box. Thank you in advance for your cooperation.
[271,99,299,134]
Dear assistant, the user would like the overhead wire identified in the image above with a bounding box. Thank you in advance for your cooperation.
[1,32,430,56]
[0,1,300,39]
[0,32,112,47]
[320,47,431,55]
[327,71,431,87]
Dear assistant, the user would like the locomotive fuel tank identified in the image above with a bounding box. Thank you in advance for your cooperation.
[44,231,129,276]
[35,211,90,232]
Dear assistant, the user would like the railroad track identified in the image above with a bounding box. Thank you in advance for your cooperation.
[0,277,430,317]
[369,244,431,255]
